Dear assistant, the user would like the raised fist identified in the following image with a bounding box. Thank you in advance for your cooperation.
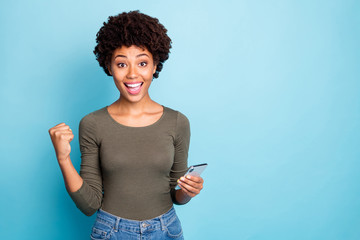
[48,123,74,163]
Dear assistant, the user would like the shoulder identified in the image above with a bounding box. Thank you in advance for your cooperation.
[80,106,107,122]
[79,106,108,129]
[163,106,190,136]
[163,106,190,124]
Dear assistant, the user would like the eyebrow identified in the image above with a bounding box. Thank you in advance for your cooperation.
[114,53,149,59]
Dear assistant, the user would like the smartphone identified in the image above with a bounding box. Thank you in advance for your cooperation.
[175,163,208,190]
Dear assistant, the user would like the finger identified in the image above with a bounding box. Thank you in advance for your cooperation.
[69,134,74,141]
[49,124,71,134]
[185,175,203,183]
[53,129,73,136]
[182,182,203,194]
[50,128,71,136]
[60,132,74,139]
[183,182,202,194]
[178,182,196,198]
[53,131,73,141]
[54,125,71,131]
[181,176,203,189]
[178,178,202,194]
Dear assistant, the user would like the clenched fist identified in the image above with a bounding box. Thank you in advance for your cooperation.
[48,123,74,163]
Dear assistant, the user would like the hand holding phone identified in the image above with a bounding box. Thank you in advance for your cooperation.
[175,163,208,190]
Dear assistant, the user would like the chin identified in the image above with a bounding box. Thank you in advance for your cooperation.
[121,94,146,103]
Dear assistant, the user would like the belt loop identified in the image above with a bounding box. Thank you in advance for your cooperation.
[159,215,166,231]
[114,216,120,231]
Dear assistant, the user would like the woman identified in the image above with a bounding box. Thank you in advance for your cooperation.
[48,10,204,239]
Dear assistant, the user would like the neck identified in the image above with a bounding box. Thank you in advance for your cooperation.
[114,94,155,114]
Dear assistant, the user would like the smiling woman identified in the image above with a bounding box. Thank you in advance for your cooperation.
[48,10,204,240]
[108,46,156,105]
[106,45,164,127]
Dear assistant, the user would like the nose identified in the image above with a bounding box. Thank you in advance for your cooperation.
[126,64,138,79]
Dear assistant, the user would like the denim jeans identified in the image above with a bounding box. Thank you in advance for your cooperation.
[90,206,184,240]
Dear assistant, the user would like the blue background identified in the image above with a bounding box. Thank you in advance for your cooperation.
[1,0,359,239]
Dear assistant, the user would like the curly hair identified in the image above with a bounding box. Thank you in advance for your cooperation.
[93,10,172,78]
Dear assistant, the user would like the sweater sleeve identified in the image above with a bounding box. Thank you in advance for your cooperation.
[67,114,103,216]
[170,111,191,204]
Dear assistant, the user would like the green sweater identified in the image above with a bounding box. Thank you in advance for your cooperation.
[68,106,190,220]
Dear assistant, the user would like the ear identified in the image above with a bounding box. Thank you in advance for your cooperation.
[153,64,157,74]
[107,64,112,76]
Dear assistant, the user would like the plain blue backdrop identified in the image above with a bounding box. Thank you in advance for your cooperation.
[1,0,359,239]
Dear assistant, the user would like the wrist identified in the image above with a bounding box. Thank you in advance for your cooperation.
[175,189,192,204]
[57,155,71,165]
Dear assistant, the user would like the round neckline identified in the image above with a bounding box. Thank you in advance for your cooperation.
[104,105,166,129]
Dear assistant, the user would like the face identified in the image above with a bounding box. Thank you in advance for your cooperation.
[108,45,157,103]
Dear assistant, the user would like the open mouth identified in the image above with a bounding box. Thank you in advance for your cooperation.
[124,82,144,95]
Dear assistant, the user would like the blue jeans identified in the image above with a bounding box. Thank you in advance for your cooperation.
[90,206,184,240]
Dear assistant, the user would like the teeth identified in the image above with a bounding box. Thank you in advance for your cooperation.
[126,83,142,88]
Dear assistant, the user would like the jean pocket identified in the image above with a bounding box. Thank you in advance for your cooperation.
[90,217,113,240]
[165,215,183,239]
[90,227,110,240]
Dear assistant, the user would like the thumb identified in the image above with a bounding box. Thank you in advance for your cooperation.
[63,133,74,142]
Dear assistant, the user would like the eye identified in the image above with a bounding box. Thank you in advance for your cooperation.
[117,63,127,68]
[139,61,147,67]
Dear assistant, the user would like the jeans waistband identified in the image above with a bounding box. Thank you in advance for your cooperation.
[96,206,177,233]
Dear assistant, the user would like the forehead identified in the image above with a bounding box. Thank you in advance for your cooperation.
[112,45,153,59]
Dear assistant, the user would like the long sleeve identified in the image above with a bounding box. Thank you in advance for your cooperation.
[170,112,191,204]
[67,114,103,216]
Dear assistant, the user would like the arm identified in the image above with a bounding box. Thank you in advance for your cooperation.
[170,112,205,204]
[49,115,103,216]
[169,112,191,205]
[58,156,84,193]
[48,123,83,192]
[170,112,204,204]
[68,114,103,216]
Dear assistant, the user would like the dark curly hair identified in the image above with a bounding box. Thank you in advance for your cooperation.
[93,10,172,78]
